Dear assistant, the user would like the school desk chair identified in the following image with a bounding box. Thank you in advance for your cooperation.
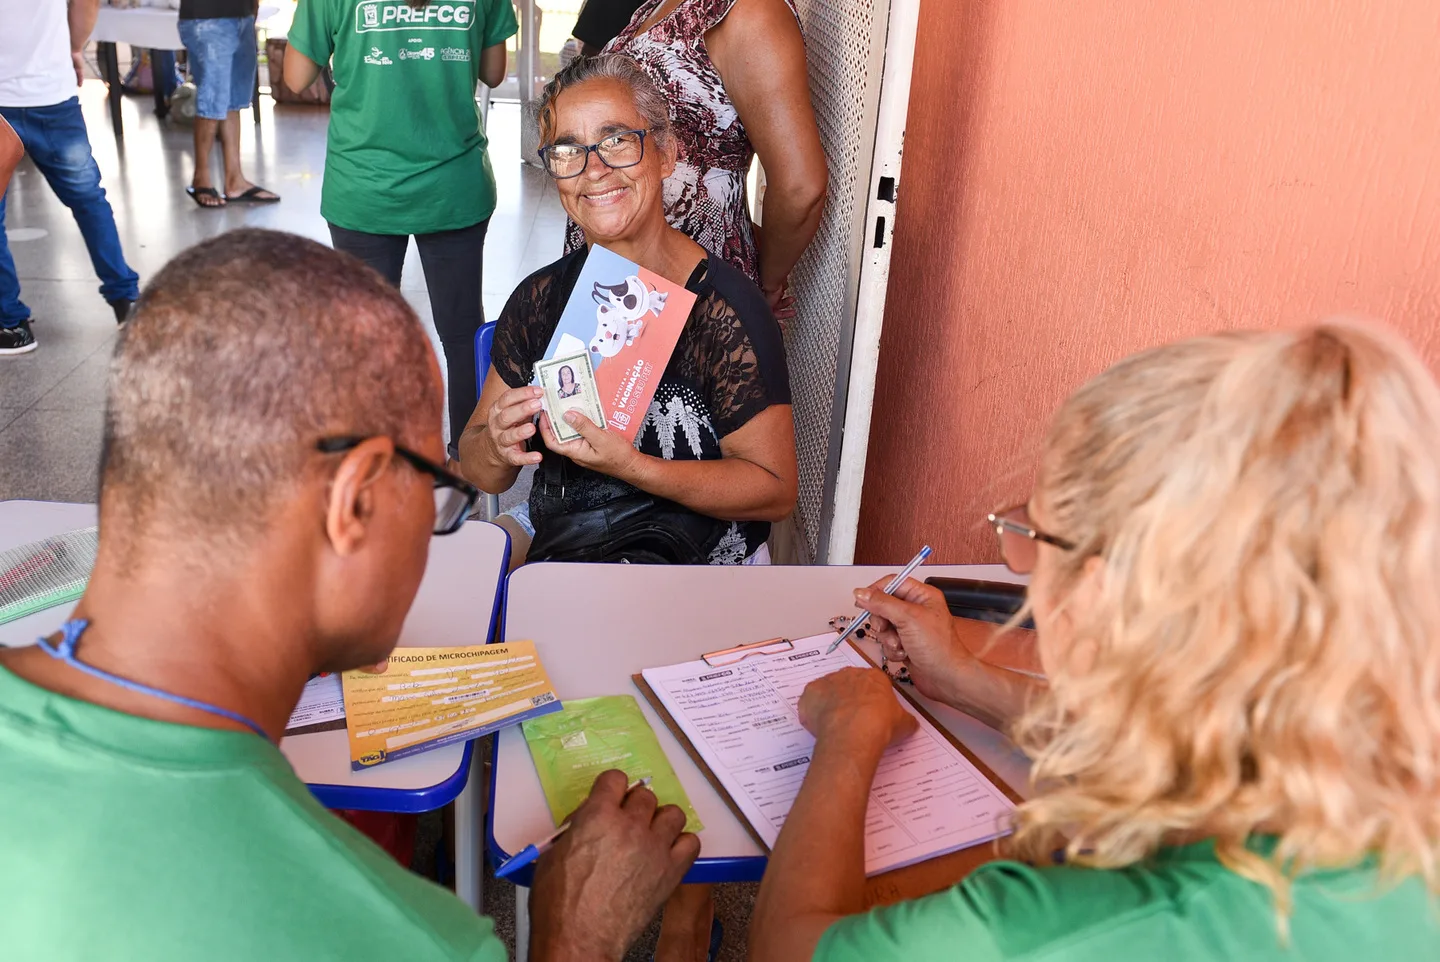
[473,322,501,521]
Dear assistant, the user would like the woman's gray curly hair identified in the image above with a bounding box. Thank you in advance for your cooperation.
[532,54,674,151]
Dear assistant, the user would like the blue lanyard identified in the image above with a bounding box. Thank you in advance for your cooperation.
[38,619,272,742]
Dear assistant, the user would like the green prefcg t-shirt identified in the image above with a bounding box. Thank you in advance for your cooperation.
[0,663,506,962]
[817,840,1439,961]
[287,0,517,235]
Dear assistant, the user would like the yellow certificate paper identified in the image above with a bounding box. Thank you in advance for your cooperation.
[342,641,561,770]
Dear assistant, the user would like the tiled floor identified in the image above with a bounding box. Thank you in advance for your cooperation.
[0,82,562,505]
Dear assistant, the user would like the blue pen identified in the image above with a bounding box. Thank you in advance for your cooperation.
[826,545,933,654]
[495,777,652,879]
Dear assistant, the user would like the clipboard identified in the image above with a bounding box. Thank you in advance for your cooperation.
[633,671,771,851]
[630,617,1026,875]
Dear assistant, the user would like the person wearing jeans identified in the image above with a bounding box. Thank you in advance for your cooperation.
[0,118,20,352]
[0,117,19,189]
[0,0,141,355]
[285,0,518,453]
[144,49,182,104]
[177,0,278,208]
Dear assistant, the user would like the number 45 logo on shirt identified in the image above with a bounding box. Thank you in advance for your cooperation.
[355,0,474,33]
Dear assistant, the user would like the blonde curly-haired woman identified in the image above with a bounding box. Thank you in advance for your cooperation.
[750,321,1440,961]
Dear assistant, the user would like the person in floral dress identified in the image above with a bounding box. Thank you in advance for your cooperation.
[564,0,826,323]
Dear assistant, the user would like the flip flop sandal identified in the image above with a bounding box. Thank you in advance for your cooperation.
[225,186,281,204]
[186,186,226,209]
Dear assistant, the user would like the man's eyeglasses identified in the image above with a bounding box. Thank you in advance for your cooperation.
[538,129,650,180]
[316,437,480,536]
[986,504,1076,574]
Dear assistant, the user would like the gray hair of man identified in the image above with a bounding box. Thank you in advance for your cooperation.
[100,228,443,561]
[532,53,675,152]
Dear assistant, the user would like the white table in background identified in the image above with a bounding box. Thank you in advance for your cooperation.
[90,5,279,138]
[0,499,509,912]
[491,562,1033,960]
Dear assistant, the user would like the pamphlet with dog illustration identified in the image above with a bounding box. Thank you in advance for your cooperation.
[341,641,561,771]
[535,245,696,444]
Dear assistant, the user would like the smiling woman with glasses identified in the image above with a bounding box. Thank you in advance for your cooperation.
[539,128,652,179]
[750,322,1440,962]
[560,0,828,328]
[458,54,797,574]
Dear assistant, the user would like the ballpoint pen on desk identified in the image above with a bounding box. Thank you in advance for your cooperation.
[494,777,653,880]
[826,545,933,655]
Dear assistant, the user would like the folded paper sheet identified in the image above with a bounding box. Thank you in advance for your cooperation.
[342,641,560,770]
[284,673,346,736]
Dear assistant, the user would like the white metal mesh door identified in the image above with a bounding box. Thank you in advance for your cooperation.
[787,0,917,562]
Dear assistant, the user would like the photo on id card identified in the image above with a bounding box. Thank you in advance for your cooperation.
[536,352,606,443]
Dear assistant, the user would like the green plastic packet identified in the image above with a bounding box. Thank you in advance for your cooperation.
[522,694,703,833]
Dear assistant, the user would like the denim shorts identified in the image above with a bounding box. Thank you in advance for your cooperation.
[177,16,257,120]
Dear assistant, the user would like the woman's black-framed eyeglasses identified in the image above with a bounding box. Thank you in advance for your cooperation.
[538,129,650,180]
[986,504,1076,575]
[316,437,480,536]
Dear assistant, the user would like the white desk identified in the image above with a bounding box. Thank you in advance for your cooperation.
[89,5,279,138]
[93,7,187,50]
[492,562,1033,957]
[91,6,282,49]
[0,499,509,911]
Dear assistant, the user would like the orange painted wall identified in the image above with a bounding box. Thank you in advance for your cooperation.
[855,0,1440,564]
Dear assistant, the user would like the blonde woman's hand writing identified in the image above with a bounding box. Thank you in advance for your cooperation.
[861,579,1039,731]
[858,578,972,704]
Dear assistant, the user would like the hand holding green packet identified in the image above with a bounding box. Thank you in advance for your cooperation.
[521,695,703,833]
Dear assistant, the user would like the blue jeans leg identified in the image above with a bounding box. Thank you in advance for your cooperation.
[178,17,257,120]
[0,187,27,327]
[152,49,180,100]
[0,99,140,305]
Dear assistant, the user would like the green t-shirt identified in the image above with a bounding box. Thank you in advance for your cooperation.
[0,663,506,962]
[287,0,517,235]
[817,841,1438,961]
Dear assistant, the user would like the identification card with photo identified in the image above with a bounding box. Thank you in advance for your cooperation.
[536,351,606,443]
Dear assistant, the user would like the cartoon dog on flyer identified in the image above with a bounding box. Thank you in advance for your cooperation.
[589,276,668,360]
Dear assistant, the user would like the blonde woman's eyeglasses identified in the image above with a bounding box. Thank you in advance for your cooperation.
[987,504,1076,575]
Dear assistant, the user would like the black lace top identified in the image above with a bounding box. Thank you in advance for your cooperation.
[492,248,791,564]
